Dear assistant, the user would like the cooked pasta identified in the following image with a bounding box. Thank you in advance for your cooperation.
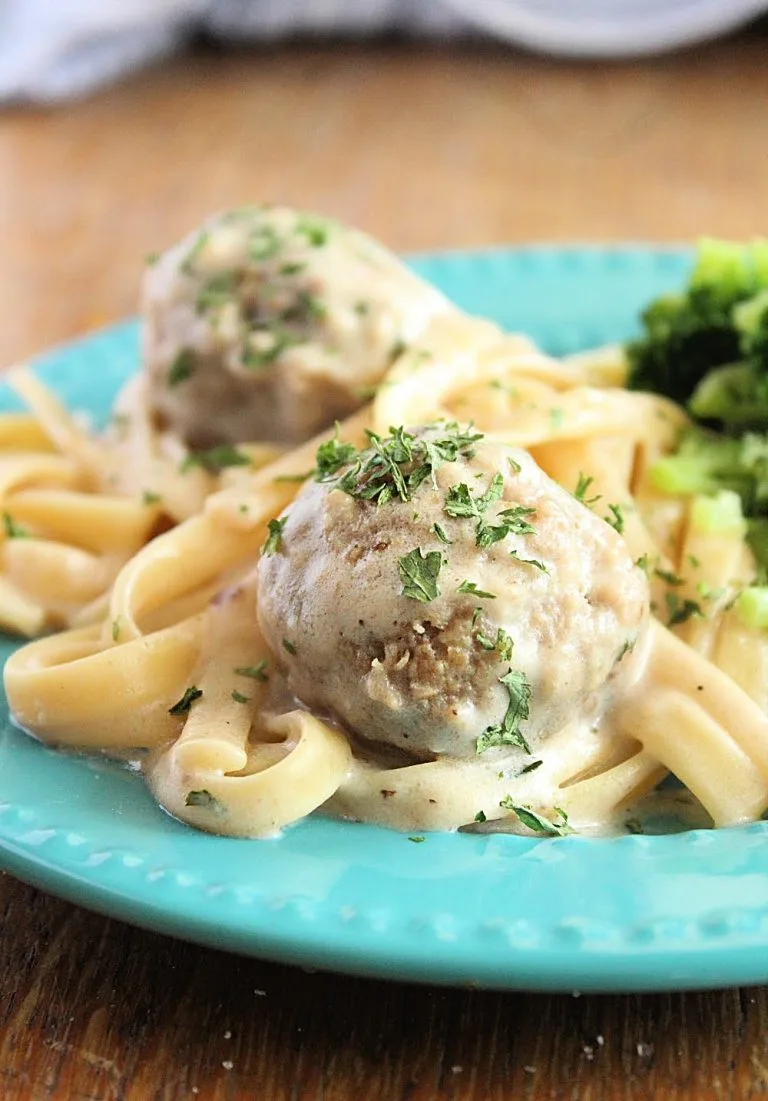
[4,212,768,840]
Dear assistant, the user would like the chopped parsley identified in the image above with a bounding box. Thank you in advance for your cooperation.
[517,758,543,776]
[296,216,329,247]
[499,799,570,836]
[635,553,651,574]
[279,261,305,276]
[169,686,203,715]
[444,474,503,520]
[507,457,522,475]
[573,472,601,507]
[235,661,268,682]
[474,810,487,823]
[605,503,625,534]
[167,348,195,387]
[248,224,281,261]
[243,329,297,369]
[185,789,224,813]
[294,290,326,322]
[314,425,358,481]
[145,250,160,266]
[476,668,532,754]
[263,516,287,556]
[509,549,548,572]
[398,548,442,603]
[181,446,252,475]
[475,626,513,661]
[195,271,237,313]
[231,690,250,704]
[111,617,120,642]
[332,423,481,507]
[182,232,209,274]
[407,835,426,844]
[141,490,162,506]
[654,567,684,587]
[433,522,452,545]
[2,512,28,539]
[283,638,297,656]
[665,593,704,627]
[477,506,537,549]
[457,580,496,599]
[617,638,637,661]
[354,299,370,316]
[444,473,537,548]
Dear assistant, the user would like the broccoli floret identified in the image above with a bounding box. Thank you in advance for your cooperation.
[651,428,768,516]
[689,363,768,427]
[627,237,768,419]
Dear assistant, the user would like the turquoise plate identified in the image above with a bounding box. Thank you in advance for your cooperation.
[3,246,768,994]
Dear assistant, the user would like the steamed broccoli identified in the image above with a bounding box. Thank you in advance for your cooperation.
[627,237,768,425]
[626,238,768,595]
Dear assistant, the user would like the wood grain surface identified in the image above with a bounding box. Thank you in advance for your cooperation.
[3,31,768,1100]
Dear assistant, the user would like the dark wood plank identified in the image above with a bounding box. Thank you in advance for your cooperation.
[2,874,768,1100]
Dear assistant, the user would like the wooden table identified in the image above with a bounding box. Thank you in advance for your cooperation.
[3,32,768,1100]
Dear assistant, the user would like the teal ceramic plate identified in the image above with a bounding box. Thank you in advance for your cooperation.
[3,246,768,994]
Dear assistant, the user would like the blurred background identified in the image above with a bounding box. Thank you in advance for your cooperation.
[1,0,768,364]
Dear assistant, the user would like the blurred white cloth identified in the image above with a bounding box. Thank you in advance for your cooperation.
[1,0,767,102]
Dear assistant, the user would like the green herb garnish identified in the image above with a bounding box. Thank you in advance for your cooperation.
[605,503,625,534]
[283,639,297,655]
[475,626,513,662]
[169,686,203,715]
[334,423,482,507]
[248,224,281,261]
[314,424,358,481]
[185,789,224,813]
[167,348,195,387]
[263,516,287,556]
[518,759,543,776]
[182,232,209,274]
[476,668,532,754]
[457,580,496,599]
[141,490,161,506]
[398,549,442,603]
[296,216,329,247]
[433,522,452,545]
[279,261,305,276]
[509,549,548,572]
[665,593,704,627]
[181,446,252,475]
[499,799,570,836]
[2,513,28,539]
[654,567,684,587]
[474,810,487,823]
[231,690,250,704]
[235,661,268,682]
[243,329,297,369]
[573,472,601,507]
[195,271,237,313]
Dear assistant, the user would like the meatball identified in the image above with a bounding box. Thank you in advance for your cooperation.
[142,206,451,448]
[256,424,649,761]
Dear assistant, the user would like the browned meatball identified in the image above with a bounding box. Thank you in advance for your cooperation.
[256,424,649,762]
[142,206,451,448]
